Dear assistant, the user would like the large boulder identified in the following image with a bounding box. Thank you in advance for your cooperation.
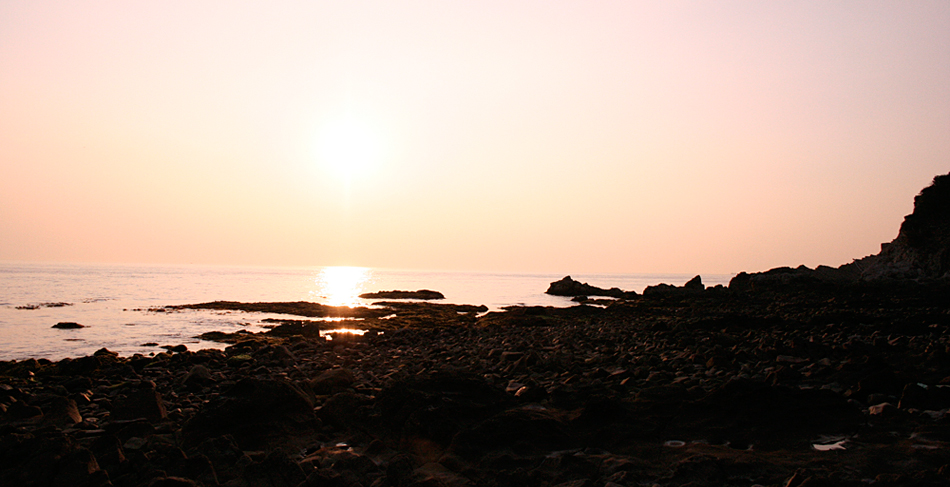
[111,381,167,422]
[545,276,630,298]
[643,275,705,297]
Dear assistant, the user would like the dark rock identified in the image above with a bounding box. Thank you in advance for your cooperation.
[6,401,43,421]
[317,392,374,429]
[0,435,107,487]
[684,275,704,291]
[670,379,862,450]
[226,354,255,367]
[359,289,446,300]
[302,468,352,487]
[869,402,899,416]
[52,322,84,329]
[181,364,214,389]
[309,368,356,395]
[552,481,593,487]
[898,383,950,410]
[111,381,168,422]
[261,321,323,339]
[241,450,306,487]
[450,406,575,457]
[386,454,416,487]
[409,462,471,487]
[729,265,847,292]
[182,378,316,450]
[149,477,197,487]
[668,454,727,486]
[88,434,127,470]
[377,374,510,447]
[62,376,94,393]
[41,396,82,426]
[187,435,247,483]
[107,418,156,442]
[94,347,118,357]
[545,276,630,298]
[643,275,704,297]
[57,355,104,376]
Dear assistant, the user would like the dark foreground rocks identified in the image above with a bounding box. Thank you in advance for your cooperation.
[4,278,950,486]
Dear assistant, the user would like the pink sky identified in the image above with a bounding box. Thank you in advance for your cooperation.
[1,1,948,274]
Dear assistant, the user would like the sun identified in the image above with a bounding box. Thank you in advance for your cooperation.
[315,116,382,180]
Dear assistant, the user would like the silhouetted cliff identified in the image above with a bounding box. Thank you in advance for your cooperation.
[844,173,950,280]
[731,172,950,290]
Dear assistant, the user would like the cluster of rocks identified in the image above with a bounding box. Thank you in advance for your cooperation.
[4,277,950,486]
[545,276,634,300]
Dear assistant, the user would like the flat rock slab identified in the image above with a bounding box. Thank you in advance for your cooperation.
[359,289,445,300]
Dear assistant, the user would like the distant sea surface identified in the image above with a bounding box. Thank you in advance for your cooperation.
[0,262,734,361]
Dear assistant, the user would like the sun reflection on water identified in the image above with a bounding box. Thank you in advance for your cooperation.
[313,266,370,307]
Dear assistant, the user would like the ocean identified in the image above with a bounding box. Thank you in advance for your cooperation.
[0,262,733,361]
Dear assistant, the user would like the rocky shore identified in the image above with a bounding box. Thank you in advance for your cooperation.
[2,174,949,486]
[3,281,950,487]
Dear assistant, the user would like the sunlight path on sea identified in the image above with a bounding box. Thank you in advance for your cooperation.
[311,266,371,307]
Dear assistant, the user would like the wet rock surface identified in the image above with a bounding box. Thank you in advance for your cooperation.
[5,279,950,486]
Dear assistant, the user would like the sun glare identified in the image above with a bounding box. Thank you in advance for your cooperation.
[316,117,382,180]
[313,266,370,307]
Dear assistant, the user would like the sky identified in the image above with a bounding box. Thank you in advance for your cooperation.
[1,1,948,274]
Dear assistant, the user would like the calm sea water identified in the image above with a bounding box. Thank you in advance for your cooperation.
[0,262,733,361]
